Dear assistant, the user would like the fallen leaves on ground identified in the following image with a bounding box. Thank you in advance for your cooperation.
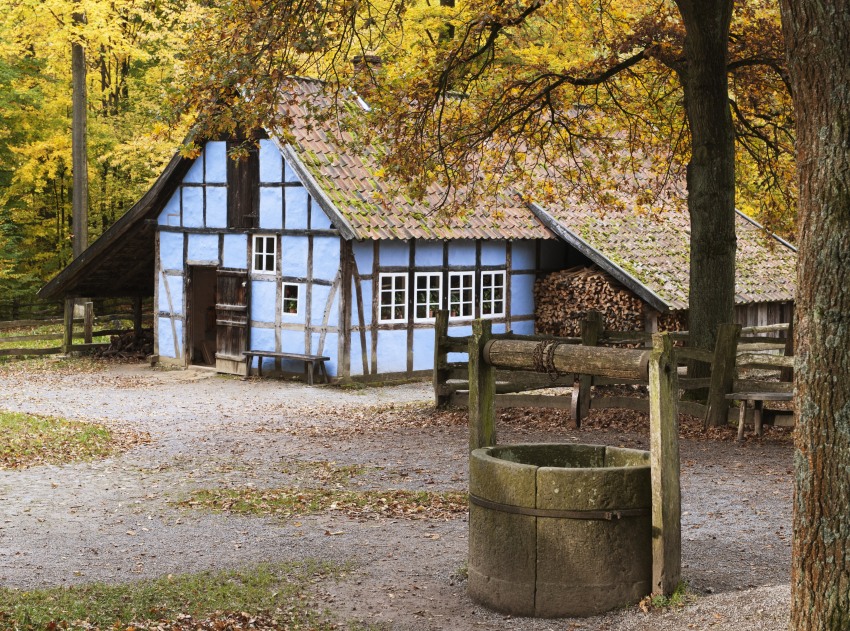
[178,487,467,521]
[0,410,150,469]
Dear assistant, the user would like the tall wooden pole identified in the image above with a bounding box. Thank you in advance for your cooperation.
[71,12,88,259]
[468,319,495,451]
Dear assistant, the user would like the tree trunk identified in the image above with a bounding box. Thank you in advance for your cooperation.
[779,0,850,628]
[72,13,88,259]
[674,0,737,390]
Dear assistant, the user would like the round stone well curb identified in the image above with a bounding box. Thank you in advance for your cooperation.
[468,443,652,618]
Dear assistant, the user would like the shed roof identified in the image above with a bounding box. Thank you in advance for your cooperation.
[531,202,797,311]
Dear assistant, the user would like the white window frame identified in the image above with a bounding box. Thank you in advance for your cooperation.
[378,272,408,323]
[413,272,442,322]
[252,234,277,274]
[448,271,475,320]
[480,270,506,318]
[281,282,301,317]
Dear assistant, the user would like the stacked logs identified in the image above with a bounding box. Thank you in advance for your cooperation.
[93,330,154,359]
[534,266,646,336]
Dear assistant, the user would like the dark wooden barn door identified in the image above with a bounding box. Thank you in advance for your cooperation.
[215,268,249,375]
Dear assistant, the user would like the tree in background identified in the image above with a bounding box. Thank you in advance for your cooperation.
[779,0,850,627]
[0,0,198,297]
[177,0,794,370]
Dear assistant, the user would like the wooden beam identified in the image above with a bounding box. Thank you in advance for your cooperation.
[62,298,74,355]
[578,310,603,422]
[433,310,450,408]
[649,332,681,596]
[83,301,94,344]
[468,319,495,451]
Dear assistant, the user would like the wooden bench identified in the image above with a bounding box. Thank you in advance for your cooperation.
[243,350,330,385]
[726,391,793,440]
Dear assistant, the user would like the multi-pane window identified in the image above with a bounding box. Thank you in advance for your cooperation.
[448,271,475,320]
[379,273,408,322]
[481,271,506,318]
[282,283,300,315]
[414,273,442,321]
[252,235,276,273]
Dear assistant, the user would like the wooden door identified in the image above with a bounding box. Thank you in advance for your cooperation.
[215,268,249,375]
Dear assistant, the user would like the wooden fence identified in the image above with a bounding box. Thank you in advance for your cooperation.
[0,297,153,358]
[433,310,793,428]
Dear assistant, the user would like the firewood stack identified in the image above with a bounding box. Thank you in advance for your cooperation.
[93,330,154,359]
[534,266,646,336]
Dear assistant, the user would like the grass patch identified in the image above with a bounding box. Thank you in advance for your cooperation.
[638,582,690,612]
[0,561,342,630]
[0,410,144,469]
[178,487,467,521]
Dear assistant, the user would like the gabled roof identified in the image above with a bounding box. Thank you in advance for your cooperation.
[278,78,556,241]
[530,202,797,312]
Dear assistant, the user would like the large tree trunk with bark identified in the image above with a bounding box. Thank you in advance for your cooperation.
[674,0,737,425]
[780,0,850,628]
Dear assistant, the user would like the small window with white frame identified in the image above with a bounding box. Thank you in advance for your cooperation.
[481,270,506,318]
[414,272,442,321]
[282,282,301,316]
[252,235,276,273]
[448,271,474,320]
[379,273,408,322]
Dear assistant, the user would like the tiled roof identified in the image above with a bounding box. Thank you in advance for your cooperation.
[279,78,556,241]
[278,78,795,309]
[535,203,797,311]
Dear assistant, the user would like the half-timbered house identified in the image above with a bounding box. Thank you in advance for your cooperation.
[40,77,797,381]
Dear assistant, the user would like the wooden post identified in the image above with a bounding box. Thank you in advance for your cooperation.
[433,310,450,408]
[62,297,74,355]
[780,318,794,383]
[468,318,496,451]
[577,310,604,423]
[704,323,741,428]
[649,332,681,596]
[83,301,93,344]
[133,296,143,339]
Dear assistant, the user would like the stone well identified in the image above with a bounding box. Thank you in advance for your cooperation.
[468,443,652,618]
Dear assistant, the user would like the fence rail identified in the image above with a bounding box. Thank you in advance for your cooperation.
[433,311,794,428]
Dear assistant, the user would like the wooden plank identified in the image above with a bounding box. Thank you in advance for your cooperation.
[468,319,496,451]
[0,317,64,330]
[0,332,65,343]
[737,353,794,369]
[440,336,471,353]
[740,323,789,335]
[737,342,787,352]
[649,333,681,596]
[0,347,63,357]
[676,347,714,363]
[679,400,708,418]
[578,310,603,423]
[679,377,712,390]
[705,323,741,428]
[733,379,793,394]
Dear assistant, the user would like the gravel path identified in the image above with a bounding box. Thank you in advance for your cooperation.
[0,361,793,630]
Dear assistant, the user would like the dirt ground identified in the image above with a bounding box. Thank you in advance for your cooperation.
[0,360,793,630]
